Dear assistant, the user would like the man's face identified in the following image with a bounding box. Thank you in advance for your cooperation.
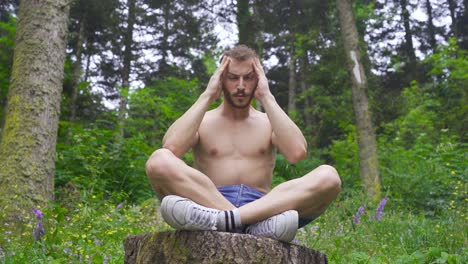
[222,58,258,109]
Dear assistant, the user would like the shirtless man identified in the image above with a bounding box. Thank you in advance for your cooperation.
[145,45,341,242]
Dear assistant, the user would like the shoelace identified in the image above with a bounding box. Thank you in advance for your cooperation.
[187,206,219,231]
[249,217,275,236]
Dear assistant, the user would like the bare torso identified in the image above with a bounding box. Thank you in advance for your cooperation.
[193,107,276,193]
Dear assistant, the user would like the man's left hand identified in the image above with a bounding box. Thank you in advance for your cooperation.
[252,58,272,101]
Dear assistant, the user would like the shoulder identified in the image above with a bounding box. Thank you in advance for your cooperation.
[250,109,270,123]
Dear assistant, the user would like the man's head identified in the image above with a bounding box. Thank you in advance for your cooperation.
[222,45,259,109]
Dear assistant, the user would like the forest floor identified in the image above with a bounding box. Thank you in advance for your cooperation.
[0,192,466,263]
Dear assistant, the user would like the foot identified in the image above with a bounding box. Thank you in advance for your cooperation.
[160,195,220,231]
[245,210,299,242]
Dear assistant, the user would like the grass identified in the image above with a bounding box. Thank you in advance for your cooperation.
[295,192,467,263]
[0,191,466,263]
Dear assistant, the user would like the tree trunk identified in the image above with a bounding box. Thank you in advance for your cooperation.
[298,56,314,145]
[0,0,70,223]
[118,0,136,139]
[252,0,264,111]
[288,45,297,115]
[399,0,417,75]
[237,0,253,46]
[460,0,468,50]
[70,14,86,122]
[425,0,437,53]
[336,0,381,200]
[124,231,328,264]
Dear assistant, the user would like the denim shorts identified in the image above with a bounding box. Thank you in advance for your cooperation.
[217,184,316,228]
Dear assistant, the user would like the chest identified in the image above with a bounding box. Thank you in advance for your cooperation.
[196,119,273,158]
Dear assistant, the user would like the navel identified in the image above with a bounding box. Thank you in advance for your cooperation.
[259,148,266,155]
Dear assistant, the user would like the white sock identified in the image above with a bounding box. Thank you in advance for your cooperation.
[216,208,242,232]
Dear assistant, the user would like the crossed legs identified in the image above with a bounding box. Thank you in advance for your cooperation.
[145,148,341,226]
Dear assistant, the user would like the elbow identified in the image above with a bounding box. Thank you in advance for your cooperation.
[285,146,307,164]
[162,142,181,157]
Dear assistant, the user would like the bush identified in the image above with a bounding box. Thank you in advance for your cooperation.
[55,122,154,204]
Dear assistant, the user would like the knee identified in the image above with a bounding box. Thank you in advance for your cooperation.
[145,148,177,180]
[316,165,342,194]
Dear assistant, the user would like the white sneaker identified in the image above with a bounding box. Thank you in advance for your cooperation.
[160,195,220,231]
[246,210,299,242]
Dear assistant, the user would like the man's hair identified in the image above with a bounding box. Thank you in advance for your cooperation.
[223,45,258,61]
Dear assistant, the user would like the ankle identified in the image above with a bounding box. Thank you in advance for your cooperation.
[216,208,242,232]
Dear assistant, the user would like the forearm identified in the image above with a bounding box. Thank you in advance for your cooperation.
[260,94,307,163]
[163,92,212,157]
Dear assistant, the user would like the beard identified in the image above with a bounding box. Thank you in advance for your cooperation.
[222,85,256,109]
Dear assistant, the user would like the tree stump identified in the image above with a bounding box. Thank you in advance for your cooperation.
[124,231,328,264]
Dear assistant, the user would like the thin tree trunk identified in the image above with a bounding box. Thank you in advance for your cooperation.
[447,0,458,39]
[119,0,136,139]
[84,44,91,83]
[70,14,86,122]
[400,0,417,72]
[237,0,251,46]
[288,45,297,114]
[425,0,437,53]
[460,0,468,50]
[252,0,263,111]
[299,56,313,140]
[0,0,70,223]
[336,0,381,200]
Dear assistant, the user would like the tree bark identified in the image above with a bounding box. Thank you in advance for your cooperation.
[124,231,328,264]
[298,56,315,146]
[425,0,437,53]
[118,0,136,139]
[70,14,86,122]
[460,0,468,50]
[0,0,70,222]
[336,0,381,200]
[399,0,417,76]
[447,0,458,40]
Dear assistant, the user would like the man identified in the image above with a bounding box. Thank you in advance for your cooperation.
[146,45,341,242]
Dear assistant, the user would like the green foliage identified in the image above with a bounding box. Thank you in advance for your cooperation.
[326,124,360,188]
[0,15,15,123]
[424,38,468,138]
[379,133,466,215]
[2,190,465,263]
[272,152,323,186]
[296,191,467,263]
[0,198,169,263]
[55,121,154,204]
[126,77,199,146]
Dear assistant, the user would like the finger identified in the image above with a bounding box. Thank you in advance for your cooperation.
[219,57,230,77]
[255,58,265,74]
[216,56,230,75]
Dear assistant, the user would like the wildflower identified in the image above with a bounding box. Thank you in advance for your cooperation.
[32,207,45,241]
[117,203,124,210]
[374,197,388,221]
[292,239,301,245]
[33,208,43,220]
[353,204,366,224]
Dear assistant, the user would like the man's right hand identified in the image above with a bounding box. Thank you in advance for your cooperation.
[204,56,230,101]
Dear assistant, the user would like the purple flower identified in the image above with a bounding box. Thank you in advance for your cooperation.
[32,208,45,241]
[117,203,124,210]
[353,204,366,224]
[292,239,301,245]
[33,208,43,220]
[374,197,388,221]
